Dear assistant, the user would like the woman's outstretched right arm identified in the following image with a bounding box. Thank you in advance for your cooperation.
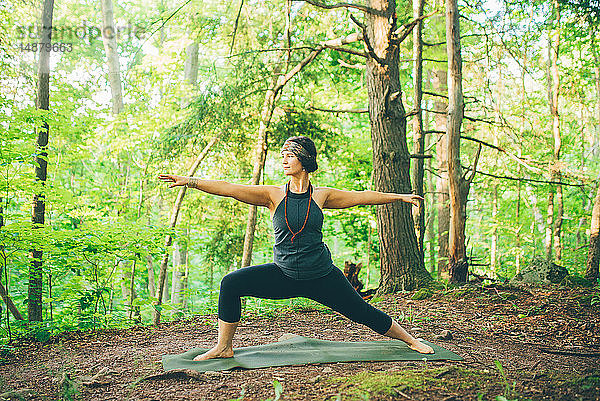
[158,174,277,208]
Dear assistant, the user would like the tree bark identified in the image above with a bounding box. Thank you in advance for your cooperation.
[591,30,600,159]
[586,179,600,280]
[29,0,54,322]
[0,282,24,321]
[365,0,431,293]
[445,0,469,283]
[153,136,218,325]
[146,254,155,298]
[170,238,187,316]
[411,0,425,256]
[546,2,562,262]
[100,0,124,114]
[424,100,436,273]
[433,68,449,279]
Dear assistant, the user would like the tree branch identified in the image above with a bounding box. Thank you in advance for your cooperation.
[473,169,584,188]
[465,143,482,183]
[328,46,367,58]
[460,135,544,175]
[295,0,383,15]
[337,58,365,69]
[309,105,368,113]
[349,14,386,65]
[229,0,245,55]
[393,10,437,44]
[423,40,445,47]
[423,57,447,63]
[423,90,448,99]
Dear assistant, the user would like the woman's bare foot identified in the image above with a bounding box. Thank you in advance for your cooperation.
[408,339,434,354]
[193,345,234,361]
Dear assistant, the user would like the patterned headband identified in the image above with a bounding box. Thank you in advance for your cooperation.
[281,140,313,160]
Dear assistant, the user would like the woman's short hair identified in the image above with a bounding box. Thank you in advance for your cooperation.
[284,136,318,173]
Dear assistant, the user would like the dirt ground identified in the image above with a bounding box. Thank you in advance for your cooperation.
[0,284,599,401]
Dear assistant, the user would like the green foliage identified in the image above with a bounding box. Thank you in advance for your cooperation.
[1,0,599,342]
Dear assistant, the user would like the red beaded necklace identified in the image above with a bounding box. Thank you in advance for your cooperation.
[284,182,313,243]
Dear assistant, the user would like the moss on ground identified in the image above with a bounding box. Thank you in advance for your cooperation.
[328,366,518,400]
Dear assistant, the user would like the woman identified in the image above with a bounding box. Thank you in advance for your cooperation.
[158,136,434,360]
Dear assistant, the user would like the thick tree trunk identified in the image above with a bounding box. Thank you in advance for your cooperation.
[411,0,425,255]
[100,0,124,114]
[29,0,54,322]
[446,0,469,284]
[586,180,600,280]
[366,0,431,293]
[153,136,218,325]
[433,68,449,279]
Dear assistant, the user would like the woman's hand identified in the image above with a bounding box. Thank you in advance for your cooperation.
[158,174,189,188]
[402,194,424,206]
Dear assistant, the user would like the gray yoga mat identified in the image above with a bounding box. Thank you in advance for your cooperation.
[162,335,462,372]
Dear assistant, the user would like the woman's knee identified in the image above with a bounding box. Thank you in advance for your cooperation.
[219,271,242,295]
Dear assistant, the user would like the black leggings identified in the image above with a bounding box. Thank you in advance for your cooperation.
[218,263,393,335]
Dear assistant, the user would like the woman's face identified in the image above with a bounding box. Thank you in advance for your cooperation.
[281,151,303,176]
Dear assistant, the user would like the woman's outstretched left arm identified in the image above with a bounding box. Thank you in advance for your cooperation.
[322,188,422,209]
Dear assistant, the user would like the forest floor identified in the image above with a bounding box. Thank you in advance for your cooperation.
[0,283,599,401]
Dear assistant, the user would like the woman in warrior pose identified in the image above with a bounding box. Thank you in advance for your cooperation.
[158,136,434,360]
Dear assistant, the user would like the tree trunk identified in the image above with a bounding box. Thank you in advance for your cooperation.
[147,254,155,298]
[170,238,187,317]
[424,105,437,273]
[239,79,278,268]
[411,0,425,255]
[120,260,132,305]
[586,179,600,280]
[239,42,332,267]
[546,2,562,262]
[1,199,24,321]
[100,0,124,114]
[446,0,469,284]
[128,259,140,322]
[29,0,54,322]
[153,136,218,325]
[592,31,600,159]
[545,190,555,261]
[433,68,449,279]
[0,282,24,321]
[183,41,199,86]
[491,183,498,275]
[366,0,431,293]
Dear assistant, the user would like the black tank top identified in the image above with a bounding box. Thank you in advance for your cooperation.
[272,183,334,280]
